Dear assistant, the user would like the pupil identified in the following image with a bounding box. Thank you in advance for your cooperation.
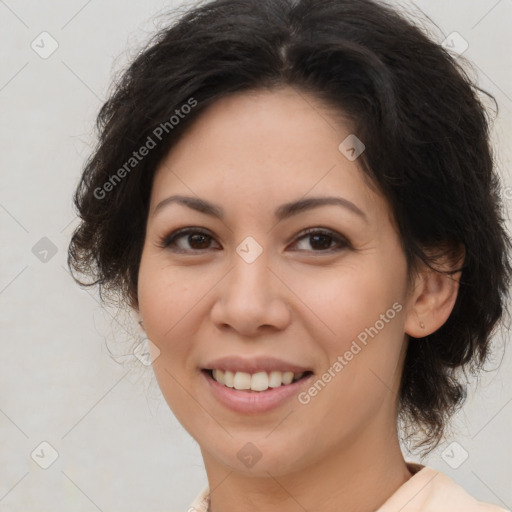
[310,234,331,250]
[186,234,332,250]
[189,234,210,249]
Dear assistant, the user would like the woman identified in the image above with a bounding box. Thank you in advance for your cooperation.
[68,0,511,510]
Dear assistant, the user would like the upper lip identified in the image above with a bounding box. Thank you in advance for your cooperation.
[203,355,312,374]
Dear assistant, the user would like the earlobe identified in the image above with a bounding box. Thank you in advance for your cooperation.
[130,308,146,332]
[404,264,463,339]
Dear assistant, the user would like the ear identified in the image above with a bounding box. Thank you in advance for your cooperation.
[404,246,465,338]
[130,307,146,332]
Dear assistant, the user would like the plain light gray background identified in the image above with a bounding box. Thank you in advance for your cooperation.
[1,0,511,510]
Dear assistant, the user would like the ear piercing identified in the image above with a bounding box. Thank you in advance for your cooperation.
[138,319,144,329]
[419,321,425,329]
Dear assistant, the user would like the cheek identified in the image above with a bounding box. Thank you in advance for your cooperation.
[287,256,406,352]
[137,254,199,375]
[138,254,195,340]
[287,254,407,411]
[137,255,204,427]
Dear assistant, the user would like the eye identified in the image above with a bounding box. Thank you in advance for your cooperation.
[158,227,350,254]
[159,228,220,253]
[289,228,351,253]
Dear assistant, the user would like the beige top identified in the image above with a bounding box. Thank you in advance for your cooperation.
[188,463,509,511]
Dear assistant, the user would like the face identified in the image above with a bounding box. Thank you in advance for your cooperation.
[137,86,415,478]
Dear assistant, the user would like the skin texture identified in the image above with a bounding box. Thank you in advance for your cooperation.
[137,86,461,512]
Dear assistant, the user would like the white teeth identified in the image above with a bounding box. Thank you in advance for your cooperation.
[210,369,307,391]
[268,371,283,388]
[233,372,251,390]
[224,370,234,388]
[251,371,268,391]
[212,369,224,385]
[281,371,294,385]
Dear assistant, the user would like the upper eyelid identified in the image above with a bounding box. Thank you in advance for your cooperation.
[162,227,219,245]
[161,227,349,250]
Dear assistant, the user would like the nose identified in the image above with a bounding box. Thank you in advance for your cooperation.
[210,249,292,337]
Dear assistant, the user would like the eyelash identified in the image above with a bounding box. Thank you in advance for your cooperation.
[158,227,351,254]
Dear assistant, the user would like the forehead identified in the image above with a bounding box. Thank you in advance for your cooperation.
[150,87,389,227]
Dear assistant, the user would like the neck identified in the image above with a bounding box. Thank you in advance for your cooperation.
[202,426,412,512]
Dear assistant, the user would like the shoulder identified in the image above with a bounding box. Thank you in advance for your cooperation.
[187,467,509,512]
[377,464,510,512]
[187,485,210,512]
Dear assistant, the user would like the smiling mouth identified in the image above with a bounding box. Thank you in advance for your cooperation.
[202,369,313,392]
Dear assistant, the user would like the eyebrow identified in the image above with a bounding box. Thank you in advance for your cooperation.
[153,194,367,222]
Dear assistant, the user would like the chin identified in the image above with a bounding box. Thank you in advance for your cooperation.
[200,432,313,477]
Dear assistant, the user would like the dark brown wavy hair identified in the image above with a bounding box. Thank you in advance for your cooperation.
[68,0,512,453]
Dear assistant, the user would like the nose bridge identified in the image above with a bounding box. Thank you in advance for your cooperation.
[230,237,274,310]
[210,240,291,334]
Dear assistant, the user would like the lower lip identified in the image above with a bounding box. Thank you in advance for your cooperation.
[201,370,314,414]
